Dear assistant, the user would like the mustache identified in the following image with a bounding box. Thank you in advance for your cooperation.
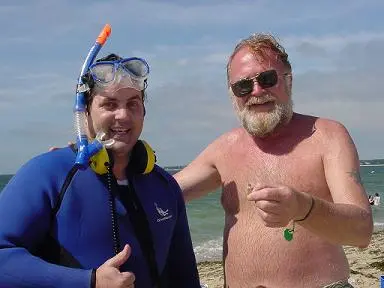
[245,94,276,106]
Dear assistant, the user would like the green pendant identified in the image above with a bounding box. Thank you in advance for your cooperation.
[284,228,294,241]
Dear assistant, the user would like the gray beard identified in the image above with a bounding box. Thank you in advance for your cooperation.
[235,98,293,137]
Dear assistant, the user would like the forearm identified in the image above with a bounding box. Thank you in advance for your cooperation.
[299,196,373,247]
[0,247,92,288]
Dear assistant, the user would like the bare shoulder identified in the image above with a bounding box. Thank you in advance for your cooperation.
[310,116,359,166]
[291,114,356,159]
[204,127,245,154]
[312,117,355,150]
[314,117,351,137]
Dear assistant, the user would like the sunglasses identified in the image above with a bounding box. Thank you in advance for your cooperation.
[231,69,279,97]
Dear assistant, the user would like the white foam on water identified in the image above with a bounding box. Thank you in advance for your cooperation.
[193,237,223,263]
[373,222,384,232]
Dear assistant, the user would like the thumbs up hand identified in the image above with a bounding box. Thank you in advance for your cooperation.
[95,244,135,288]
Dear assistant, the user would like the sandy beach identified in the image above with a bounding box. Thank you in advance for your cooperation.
[198,230,384,288]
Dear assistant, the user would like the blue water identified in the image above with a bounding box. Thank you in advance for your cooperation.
[1,165,383,262]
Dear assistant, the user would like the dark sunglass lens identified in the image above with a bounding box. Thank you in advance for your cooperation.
[232,79,254,97]
[258,70,278,88]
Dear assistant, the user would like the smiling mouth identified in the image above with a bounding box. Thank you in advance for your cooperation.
[256,101,273,105]
[248,100,275,107]
[110,128,131,136]
[246,101,275,113]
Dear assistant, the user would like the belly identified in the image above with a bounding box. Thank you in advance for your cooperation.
[223,213,350,288]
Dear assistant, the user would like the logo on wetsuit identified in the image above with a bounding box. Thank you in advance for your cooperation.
[154,202,173,222]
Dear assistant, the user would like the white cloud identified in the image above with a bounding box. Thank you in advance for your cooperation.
[284,32,384,52]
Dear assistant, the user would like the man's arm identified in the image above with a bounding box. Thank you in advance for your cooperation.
[0,159,93,288]
[299,120,373,247]
[174,144,222,202]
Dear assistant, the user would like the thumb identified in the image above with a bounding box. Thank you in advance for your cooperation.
[247,183,273,201]
[106,244,131,268]
[247,183,262,199]
[247,191,261,201]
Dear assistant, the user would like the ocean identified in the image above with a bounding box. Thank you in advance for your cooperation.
[1,165,383,263]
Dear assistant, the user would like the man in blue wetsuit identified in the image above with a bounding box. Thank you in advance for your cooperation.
[0,53,200,288]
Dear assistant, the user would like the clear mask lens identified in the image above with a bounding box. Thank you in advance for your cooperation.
[89,57,149,92]
[121,58,149,78]
[90,64,115,83]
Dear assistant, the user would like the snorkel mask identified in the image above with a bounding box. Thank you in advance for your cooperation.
[73,24,150,170]
[89,57,149,94]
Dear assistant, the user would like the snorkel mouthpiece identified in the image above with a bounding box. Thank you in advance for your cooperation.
[74,24,112,170]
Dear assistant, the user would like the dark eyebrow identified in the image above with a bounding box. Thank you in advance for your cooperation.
[99,96,116,102]
[128,95,142,102]
[100,94,142,102]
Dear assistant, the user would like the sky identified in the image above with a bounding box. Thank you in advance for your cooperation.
[0,0,383,174]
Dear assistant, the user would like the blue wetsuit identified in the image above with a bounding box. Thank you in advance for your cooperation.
[0,147,200,287]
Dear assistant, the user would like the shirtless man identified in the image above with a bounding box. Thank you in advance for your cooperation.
[175,34,373,288]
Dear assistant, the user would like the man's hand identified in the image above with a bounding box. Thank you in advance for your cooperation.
[96,244,135,288]
[246,183,312,227]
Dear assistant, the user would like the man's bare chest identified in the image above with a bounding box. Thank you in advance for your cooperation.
[217,145,329,213]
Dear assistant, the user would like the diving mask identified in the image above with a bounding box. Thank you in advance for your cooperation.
[88,57,149,92]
